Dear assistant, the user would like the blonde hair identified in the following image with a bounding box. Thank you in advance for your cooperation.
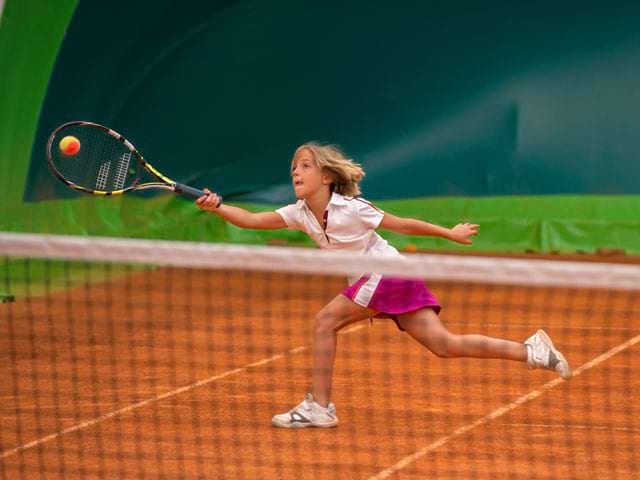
[293,142,365,196]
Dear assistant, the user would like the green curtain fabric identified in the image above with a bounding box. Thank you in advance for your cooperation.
[1,0,639,254]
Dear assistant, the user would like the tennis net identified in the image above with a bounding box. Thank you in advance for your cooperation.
[1,232,639,479]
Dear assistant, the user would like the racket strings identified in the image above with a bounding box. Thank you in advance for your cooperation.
[51,126,141,192]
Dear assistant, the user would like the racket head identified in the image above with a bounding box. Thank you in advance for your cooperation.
[46,121,144,195]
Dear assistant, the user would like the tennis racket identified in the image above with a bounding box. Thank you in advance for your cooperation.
[47,121,216,201]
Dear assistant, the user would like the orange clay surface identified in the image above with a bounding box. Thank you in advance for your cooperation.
[1,267,639,479]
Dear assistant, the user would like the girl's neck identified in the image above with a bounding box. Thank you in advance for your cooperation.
[304,189,332,216]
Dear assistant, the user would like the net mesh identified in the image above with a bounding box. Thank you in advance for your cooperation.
[1,233,639,479]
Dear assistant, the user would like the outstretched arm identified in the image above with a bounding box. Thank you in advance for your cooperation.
[379,213,479,245]
[196,189,287,230]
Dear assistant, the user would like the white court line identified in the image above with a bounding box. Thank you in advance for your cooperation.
[368,333,640,480]
[0,324,367,460]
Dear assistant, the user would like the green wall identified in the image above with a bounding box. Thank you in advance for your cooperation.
[0,0,76,203]
[1,0,639,254]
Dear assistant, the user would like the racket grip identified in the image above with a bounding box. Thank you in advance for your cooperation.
[174,183,207,200]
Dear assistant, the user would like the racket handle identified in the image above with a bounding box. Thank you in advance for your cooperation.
[174,183,206,200]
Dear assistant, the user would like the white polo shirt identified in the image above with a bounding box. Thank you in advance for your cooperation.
[275,192,399,258]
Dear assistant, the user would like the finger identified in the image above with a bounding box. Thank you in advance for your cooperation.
[198,192,216,207]
[206,194,220,208]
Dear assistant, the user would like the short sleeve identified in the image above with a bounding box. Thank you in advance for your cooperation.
[275,204,301,231]
[355,198,385,229]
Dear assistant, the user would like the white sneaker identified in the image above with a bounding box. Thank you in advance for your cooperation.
[272,393,338,428]
[525,329,572,379]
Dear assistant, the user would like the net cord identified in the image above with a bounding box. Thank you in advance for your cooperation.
[0,232,638,290]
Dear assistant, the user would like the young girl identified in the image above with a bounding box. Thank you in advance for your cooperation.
[196,142,572,429]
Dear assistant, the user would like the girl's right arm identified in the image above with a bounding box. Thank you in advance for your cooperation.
[196,189,287,230]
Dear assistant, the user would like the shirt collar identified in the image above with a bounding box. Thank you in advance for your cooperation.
[295,192,349,210]
[328,192,350,206]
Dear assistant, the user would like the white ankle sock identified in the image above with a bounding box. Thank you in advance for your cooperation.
[525,343,533,366]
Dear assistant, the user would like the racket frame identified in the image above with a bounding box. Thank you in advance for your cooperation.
[46,121,206,200]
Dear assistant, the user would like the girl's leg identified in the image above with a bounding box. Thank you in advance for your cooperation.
[396,308,527,361]
[311,295,377,407]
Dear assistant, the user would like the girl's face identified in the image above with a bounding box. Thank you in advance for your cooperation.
[291,149,331,199]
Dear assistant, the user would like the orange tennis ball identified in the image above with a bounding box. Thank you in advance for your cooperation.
[404,243,418,253]
[59,136,81,156]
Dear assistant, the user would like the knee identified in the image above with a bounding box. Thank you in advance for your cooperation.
[313,309,338,334]
[429,335,458,358]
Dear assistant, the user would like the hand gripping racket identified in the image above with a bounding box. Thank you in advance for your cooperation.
[46,121,217,201]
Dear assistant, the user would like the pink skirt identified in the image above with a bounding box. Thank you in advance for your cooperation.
[341,275,441,330]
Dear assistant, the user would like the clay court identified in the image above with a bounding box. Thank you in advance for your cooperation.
[1,266,639,479]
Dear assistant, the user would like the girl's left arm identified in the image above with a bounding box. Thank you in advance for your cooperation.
[379,213,479,245]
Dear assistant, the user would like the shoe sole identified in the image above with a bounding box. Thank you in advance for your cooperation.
[271,418,338,429]
[537,329,573,379]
